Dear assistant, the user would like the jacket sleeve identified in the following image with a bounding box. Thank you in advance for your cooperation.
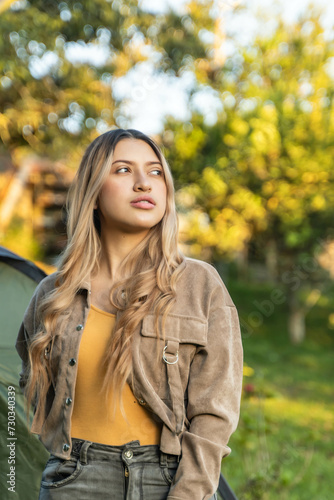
[167,278,243,500]
[15,279,47,399]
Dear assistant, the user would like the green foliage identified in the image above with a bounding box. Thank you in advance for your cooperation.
[1,215,44,261]
[221,279,334,500]
[164,10,334,263]
[0,0,211,165]
[1,2,333,342]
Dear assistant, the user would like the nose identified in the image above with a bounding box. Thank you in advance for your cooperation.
[133,171,151,192]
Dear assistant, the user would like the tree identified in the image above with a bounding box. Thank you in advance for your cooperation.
[0,0,215,259]
[0,0,214,164]
[162,9,334,343]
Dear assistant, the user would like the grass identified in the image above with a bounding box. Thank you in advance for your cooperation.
[219,279,334,500]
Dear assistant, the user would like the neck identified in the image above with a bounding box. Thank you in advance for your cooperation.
[98,228,149,280]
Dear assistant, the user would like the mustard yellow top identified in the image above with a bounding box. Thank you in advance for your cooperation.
[71,304,162,446]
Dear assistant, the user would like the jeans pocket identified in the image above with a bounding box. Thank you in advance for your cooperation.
[41,455,83,489]
[160,463,178,486]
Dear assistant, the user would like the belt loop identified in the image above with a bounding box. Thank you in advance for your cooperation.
[160,451,168,468]
[163,340,179,365]
[79,440,92,465]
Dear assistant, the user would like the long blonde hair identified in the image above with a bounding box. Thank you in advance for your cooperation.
[25,128,185,420]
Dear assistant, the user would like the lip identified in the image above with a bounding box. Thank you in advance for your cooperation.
[130,196,156,209]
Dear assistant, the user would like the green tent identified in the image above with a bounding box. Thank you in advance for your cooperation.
[0,247,48,500]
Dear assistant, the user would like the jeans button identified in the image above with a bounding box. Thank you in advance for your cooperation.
[124,450,133,459]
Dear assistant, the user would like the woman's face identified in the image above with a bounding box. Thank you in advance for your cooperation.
[97,138,167,237]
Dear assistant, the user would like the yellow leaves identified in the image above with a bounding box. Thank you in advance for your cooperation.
[214,210,252,253]
[260,396,334,429]
[262,177,328,221]
[283,96,295,114]
[267,197,279,210]
[230,118,250,136]
[181,209,215,248]
[0,113,11,143]
[302,171,319,183]
[87,80,107,93]
[112,52,132,77]
[194,58,213,84]
[282,198,300,211]
[216,156,229,170]
[251,129,272,154]
[185,0,214,25]
[175,189,197,209]
[292,122,309,142]
[286,144,307,160]
[328,313,334,329]
[248,156,269,180]
[243,364,254,377]
[285,167,298,179]
[249,118,281,156]
[318,170,329,181]
[262,180,275,196]
[223,134,238,147]
[311,195,325,210]
[179,180,270,258]
[259,102,278,122]
[180,205,251,257]
[202,167,228,201]
[228,187,267,226]
[174,127,206,160]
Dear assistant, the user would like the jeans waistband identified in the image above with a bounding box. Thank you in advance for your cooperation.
[70,438,180,465]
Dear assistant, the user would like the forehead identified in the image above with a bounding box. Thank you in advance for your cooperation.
[113,138,161,162]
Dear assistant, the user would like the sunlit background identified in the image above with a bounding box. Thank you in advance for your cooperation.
[0,1,333,499]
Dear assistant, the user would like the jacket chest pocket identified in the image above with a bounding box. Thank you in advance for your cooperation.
[140,314,208,402]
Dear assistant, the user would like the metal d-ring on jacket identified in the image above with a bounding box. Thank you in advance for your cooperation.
[15,257,244,500]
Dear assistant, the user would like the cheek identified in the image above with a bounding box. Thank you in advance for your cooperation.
[160,185,167,214]
[161,190,167,218]
[98,182,121,207]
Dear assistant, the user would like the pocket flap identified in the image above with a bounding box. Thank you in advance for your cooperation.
[141,314,207,346]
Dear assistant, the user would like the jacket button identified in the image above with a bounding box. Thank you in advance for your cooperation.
[138,398,146,406]
[76,324,83,331]
[65,397,72,406]
[69,358,76,366]
[63,443,70,452]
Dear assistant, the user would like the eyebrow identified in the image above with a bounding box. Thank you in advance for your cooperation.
[112,159,162,166]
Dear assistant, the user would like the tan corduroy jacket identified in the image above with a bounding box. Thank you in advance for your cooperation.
[15,257,243,500]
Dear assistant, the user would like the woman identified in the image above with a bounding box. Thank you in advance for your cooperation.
[15,128,243,500]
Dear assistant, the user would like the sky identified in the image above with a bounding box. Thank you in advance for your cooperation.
[111,0,334,135]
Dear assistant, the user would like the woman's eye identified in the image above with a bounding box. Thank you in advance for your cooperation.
[116,167,129,173]
[151,169,163,176]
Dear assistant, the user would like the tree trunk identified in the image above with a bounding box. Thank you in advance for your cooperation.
[235,245,249,281]
[287,291,306,344]
[0,159,32,233]
[265,238,278,283]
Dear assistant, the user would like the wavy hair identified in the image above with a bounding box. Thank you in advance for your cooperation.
[25,128,185,421]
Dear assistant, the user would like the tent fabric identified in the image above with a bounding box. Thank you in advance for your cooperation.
[0,246,47,283]
[0,263,45,348]
[0,248,48,500]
